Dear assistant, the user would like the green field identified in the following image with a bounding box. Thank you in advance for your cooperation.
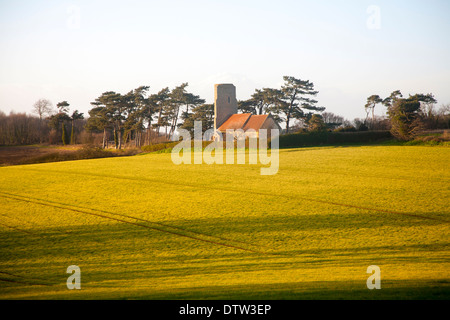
[0,145,449,299]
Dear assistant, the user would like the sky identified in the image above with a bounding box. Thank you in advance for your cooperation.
[1,0,449,121]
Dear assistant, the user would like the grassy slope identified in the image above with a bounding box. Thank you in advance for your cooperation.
[0,145,449,299]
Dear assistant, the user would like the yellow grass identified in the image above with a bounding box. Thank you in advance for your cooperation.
[0,145,449,299]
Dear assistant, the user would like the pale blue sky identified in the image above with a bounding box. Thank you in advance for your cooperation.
[1,0,449,120]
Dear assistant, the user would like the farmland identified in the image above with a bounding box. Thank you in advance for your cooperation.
[0,145,449,299]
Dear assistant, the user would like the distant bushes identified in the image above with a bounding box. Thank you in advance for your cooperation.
[279,131,392,148]
[141,132,394,152]
[402,130,450,146]
[334,126,358,133]
[403,140,450,147]
[141,141,217,153]
[141,142,179,153]
[140,140,271,153]
[278,130,450,148]
[19,146,141,165]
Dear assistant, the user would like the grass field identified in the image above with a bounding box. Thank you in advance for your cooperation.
[0,145,449,299]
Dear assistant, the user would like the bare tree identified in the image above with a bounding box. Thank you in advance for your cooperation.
[32,99,54,143]
[0,112,41,145]
[438,104,450,129]
[322,112,344,130]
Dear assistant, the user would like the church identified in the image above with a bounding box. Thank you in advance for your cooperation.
[213,84,281,141]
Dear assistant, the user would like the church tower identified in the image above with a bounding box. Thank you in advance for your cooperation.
[214,84,238,131]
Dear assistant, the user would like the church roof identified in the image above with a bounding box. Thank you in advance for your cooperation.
[243,115,270,131]
[217,113,276,132]
[217,113,252,131]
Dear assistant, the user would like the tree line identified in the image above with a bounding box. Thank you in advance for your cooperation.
[1,76,449,147]
[237,76,325,134]
[364,91,450,140]
[85,84,208,149]
[84,76,328,148]
[0,99,86,146]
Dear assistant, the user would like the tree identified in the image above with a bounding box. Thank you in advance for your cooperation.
[437,104,450,129]
[90,92,125,149]
[152,83,205,140]
[382,90,403,110]
[165,83,188,138]
[184,92,205,115]
[153,87,171,137]
[166,83,205,138]
[70,110,84,144]
[353,118,369,131]
[32,99,53,143]
[62,121,68,145]
[365,95,383,129]
[322,112,344,130]
[238,99,256,114]
[307,114,327,132]
[414,93,438,130]
[57,101,70,114]
[0,112,41,145]
[388,94,437,141]
[85,106,110,148]
[239,88,281,115]
[128,86,151,147]
[179,103,214,135]
[47,101,71,145]
[122,89,140,146]
[48,112,70,145]
[270,76,324,134]
[139,87,158,145]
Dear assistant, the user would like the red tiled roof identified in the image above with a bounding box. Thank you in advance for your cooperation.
[217,113,252,131]
[217,113,278,132]
[243,115,269,131]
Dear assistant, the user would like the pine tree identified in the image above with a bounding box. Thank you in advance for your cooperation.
[269,76,324,134]
[55,101,70,145]
[70,110,84,145]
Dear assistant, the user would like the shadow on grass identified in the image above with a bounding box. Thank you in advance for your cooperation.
[131,279,450,300]
[0,214,448,300]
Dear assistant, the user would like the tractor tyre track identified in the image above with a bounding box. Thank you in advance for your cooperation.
[0,192,273,255]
